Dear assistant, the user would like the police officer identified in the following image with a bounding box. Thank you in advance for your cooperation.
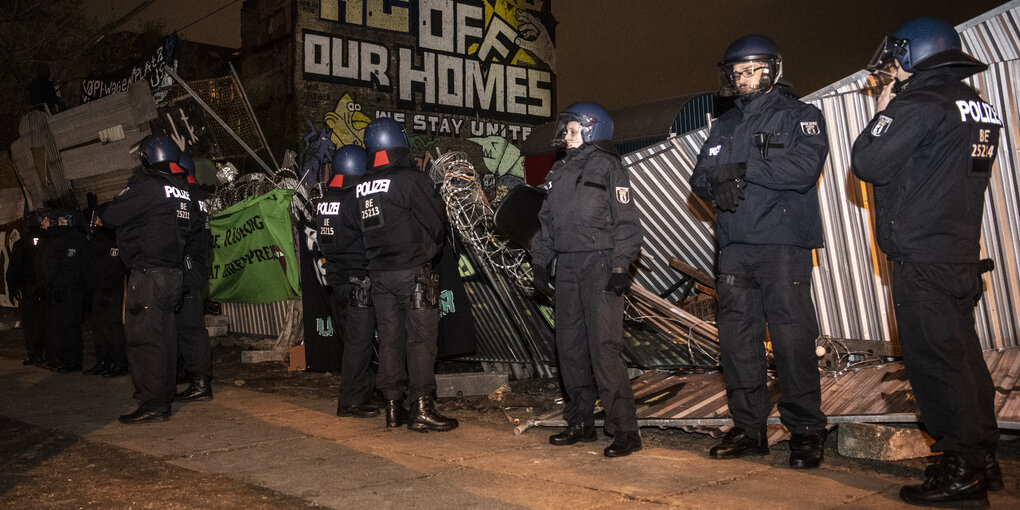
[852,18,1002,507]
[689,35,828,468]
[83,203,129,377]
[532,102,644,458]
[7,210,47,366]
[338,118,457,432]
[41,207,87,373]
[175,153,214,401]
[103,135,194,424]
[316,145,379,418]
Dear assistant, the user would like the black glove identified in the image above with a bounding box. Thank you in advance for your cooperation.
[706,162,747,183]
[712,179,745,212]
[605,271,631,296]
[532,264,555,297]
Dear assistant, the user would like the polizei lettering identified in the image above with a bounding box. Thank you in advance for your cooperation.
[164,185,191,200]
[356,179,391,198]
[956,100,1003,126]
[316,201,341,215]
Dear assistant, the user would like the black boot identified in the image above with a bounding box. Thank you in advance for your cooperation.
[337,403,380,418]
[789,431,825,469]
[119,407,170,424]
[175,375,213,401]
[604,431,642,457]
[900,454,988,508]
[385,400,406,428]
[84,362,108,375]
[710,427,769,459]
[549,422,597,446]
[407,396,458,432]
[981,453,1003,492]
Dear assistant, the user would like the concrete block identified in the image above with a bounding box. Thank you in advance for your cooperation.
[240,349,287,364]
[435,372,509,398]
[205,314,229,327]
[206,325,228,337]
[837,422,936,461]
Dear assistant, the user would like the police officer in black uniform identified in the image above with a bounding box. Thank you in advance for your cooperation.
[103,135,194,424]
[316,145,379,418]
[83,203,129,376]
[339,118,457,432]
[41,208,87,373]
[532,102,644,458]
[175,153,215,402]
[852,18,1003,507]
[7,210,47,366]
[690,35,828,468]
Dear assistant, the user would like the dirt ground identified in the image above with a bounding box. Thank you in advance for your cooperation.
[2,306,1018,507]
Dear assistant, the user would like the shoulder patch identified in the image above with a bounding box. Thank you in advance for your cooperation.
[871,115,893,137]
[800,121,820,136]
[616,187,630,204]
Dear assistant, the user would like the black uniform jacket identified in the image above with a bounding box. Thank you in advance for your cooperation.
[185,184,213,267]
[102,168,193,270]
[315,178,370,286]
[852,67,1002,263]
[531,144,643,271]
[690,86,828,250]
[84,228,127,290]
[40,225,85,289]
[339,162,445,271]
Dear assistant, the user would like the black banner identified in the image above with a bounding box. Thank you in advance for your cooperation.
[80,33,178,103]
[297,220,340,372]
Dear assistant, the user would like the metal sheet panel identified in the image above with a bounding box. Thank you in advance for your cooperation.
[623,4,1020,348]
[221,301,290,337]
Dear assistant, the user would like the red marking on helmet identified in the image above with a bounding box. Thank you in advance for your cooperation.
[187,175,198,184]
[373,151,389,167]
[329,174,344,188]
[169,162,185,174]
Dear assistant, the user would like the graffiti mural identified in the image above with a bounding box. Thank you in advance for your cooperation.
[297,1,555,192]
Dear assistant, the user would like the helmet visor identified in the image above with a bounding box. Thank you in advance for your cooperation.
[718,58,779,97]
[551,112,597,148]
[867,35,908,73]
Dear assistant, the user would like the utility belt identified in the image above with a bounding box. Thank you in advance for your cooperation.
[348,275,373,308]
[412,262,440,310]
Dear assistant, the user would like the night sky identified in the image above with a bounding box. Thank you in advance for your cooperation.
[86,0,1011,111]
[551,0,1011,110]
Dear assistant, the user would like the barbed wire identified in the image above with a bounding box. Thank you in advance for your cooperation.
[429,151,533,289]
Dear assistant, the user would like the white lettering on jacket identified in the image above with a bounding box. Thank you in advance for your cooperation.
[316,202,341,215]
[956,100,1003,126]
[164,185,191,200]
[356,179,391,198]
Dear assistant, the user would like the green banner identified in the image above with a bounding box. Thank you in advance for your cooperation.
[208,189,301,303]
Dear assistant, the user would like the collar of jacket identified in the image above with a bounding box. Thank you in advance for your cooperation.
[900,65,982,93]
[735,86,782,115]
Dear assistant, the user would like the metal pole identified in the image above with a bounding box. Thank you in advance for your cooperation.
[229,62,280,171]
[161,65,274,175]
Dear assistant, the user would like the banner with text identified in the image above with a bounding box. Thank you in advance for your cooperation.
[80,33,178,103]
[208,189,301,303]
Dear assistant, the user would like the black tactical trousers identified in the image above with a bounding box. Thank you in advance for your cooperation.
[91,286,128,367]
[554,251,638,435]
[125,268,182,413]
[20,285,45,359]
[716,244,826,438]
[47,286,84,367]
[329,287,377,406]
[893,261,998,465]
[176,265,210,378]
[370,267,438,402]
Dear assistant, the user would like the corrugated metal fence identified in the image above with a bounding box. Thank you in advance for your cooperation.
[624,3,1020,349]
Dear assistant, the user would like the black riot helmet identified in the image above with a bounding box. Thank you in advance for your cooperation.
[329,145,367,188]
[179,153,199,184]
[363,118,410,171]
[718,35,783,97]
[867,17,985,74]
[133,135,182,173]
